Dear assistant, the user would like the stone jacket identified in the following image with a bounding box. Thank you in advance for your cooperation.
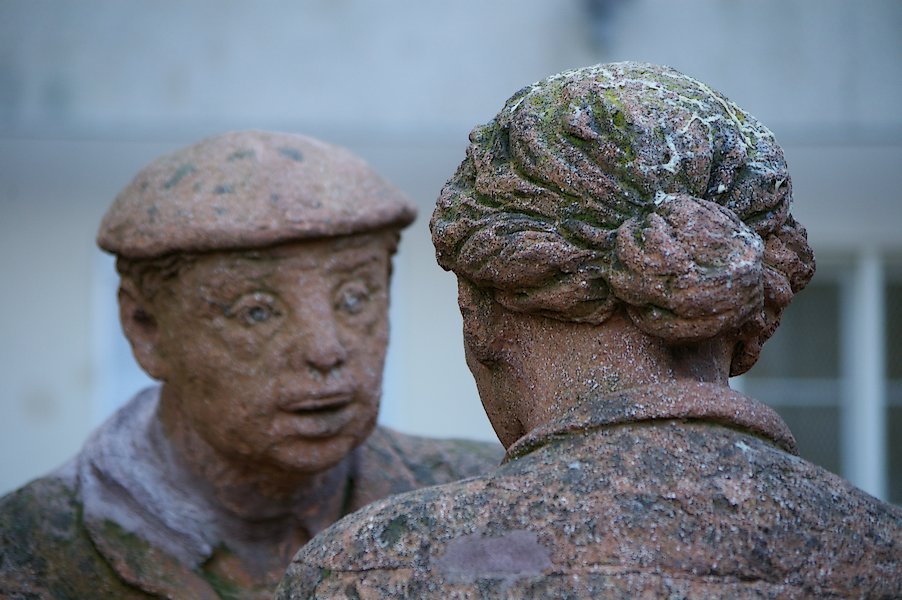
[279,382,902,599]
[0,386,503,599]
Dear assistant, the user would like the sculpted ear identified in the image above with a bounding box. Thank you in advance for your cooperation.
[118,281,167,381]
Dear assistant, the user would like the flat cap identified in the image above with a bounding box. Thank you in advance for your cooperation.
[97,130,416,259]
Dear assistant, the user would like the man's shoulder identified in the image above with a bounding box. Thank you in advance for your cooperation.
[0,473,152,599]
[1,471,80,540]
[1,471,82,563]
[361,425,503,487]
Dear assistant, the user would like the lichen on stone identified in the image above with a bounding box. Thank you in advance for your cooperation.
[431,61,814,374]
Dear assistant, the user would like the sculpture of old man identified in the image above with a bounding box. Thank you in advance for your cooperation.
[0,131,501,599]
[278,64,902,598]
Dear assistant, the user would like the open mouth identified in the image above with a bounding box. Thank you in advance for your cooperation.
[279,392,354,415]
[278,391,359,439]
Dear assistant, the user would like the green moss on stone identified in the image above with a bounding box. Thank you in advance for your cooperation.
[379,514,409,547]
[163,163,196,189]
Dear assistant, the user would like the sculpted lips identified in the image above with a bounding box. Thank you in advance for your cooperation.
[279,391,354,414]
[277,390,359,438]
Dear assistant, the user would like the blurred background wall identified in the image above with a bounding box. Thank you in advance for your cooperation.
[1,0,900,502]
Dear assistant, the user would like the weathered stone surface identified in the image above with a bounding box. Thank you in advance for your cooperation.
[431,61,814,375]
[1,389,502,599]
[98,130,416,259]
[279,64,901,598]
[1,130,501,598]
[281,385,901,598]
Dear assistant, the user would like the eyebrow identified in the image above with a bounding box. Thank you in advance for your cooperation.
[326,252,385,272]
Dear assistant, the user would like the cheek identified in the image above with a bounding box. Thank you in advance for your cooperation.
[463,340,489,380]
[190,376,274,454]
[342,313,389,364]
[169,345,267,433]
[158,309,263,379]
[462,319,492,363]
[208,316,276,368]
[464,343,501,413]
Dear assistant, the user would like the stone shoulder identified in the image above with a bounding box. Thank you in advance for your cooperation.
[362,427,504,493]
[281,422,902,599]
[0,474,151,599]
[365,425,503,486]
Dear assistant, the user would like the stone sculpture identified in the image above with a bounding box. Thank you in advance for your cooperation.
[0,131,502,599]
[278,64,902,598]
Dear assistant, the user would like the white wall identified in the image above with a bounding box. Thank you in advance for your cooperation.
[1,0,900,494]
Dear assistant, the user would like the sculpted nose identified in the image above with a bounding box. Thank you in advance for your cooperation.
[286,304,348,373]
[304,325,348,373]
[283,282,349,374]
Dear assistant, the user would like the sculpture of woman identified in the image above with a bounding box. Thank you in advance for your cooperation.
[278,63,901,599]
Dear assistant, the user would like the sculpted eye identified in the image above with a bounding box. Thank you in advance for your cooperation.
[227,293,281,325]
[335,281,370,315]
[245,305,271,323]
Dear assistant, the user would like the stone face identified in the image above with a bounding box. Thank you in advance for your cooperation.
[279,63,901,598]
[139,234,396,477]
[98,130,416,259]
[1,130,502,599]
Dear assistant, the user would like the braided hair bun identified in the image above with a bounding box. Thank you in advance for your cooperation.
[431,62,814,375]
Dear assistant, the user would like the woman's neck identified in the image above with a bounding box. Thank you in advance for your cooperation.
[485,310,733,443]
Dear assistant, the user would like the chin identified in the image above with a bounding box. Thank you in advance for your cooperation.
[268,430,367,475]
